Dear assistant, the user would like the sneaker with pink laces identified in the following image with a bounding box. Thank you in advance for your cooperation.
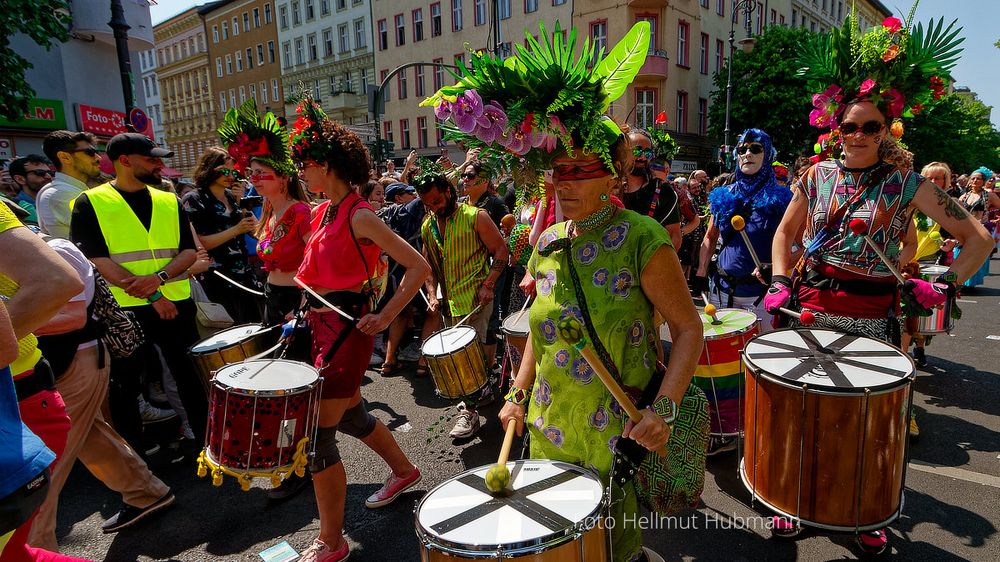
[297,538,348,562]
[365,467,422,508]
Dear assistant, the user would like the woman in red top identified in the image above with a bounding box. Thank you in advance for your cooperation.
[291,98,430,562]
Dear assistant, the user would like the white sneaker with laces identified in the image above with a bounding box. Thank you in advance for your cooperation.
[138,396,177,424]
[449,403,481,439]
[398,341,422,362]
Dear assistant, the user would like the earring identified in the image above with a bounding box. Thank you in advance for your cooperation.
[600,193,609,202]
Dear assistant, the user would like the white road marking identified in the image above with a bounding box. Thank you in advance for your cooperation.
[909,460,1000,489]
[956,299,977,303]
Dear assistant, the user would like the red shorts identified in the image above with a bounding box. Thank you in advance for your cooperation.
[308,307,373,399]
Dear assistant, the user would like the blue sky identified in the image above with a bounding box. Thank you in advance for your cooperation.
[151,0,999,126]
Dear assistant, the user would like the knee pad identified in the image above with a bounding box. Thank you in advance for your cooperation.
[308,425,341,473]
[339,401,377,440]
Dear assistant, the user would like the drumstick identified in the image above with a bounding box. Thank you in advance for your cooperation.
[778,307,816,326]
[512,296,533,326]
[730,215,763,270]
[848,219,907,285]
[293,277,356,322]
[484,419,517,494]
[452,303,483,329]
[704,303,721,325]
[418,288,430,306]
[213,270,265,296]
[556,317,668,457]
[246,341,284,361]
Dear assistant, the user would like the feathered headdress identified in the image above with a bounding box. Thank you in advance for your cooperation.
[289,92,329,164]
[216,99,295,177]
[798,2,962,129]
[421,21,650,174]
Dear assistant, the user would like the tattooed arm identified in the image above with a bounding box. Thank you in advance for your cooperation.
[772,181,810,278]
[911,179,993,283]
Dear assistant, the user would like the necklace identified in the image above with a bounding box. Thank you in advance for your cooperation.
[320,192,351,227]
[573,203,616,233]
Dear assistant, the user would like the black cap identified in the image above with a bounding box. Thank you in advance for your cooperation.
[384,182,416,200]
[106,133,173,161]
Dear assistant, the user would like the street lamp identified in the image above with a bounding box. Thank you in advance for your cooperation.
[722,0,757,171]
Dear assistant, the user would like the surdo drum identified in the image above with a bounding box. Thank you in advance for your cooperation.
[415,460,608,561]
[741,328,914,531]
[189,324,277,392]
[501,311,531,374]
[694,308,759,436]
[421,325,489,399]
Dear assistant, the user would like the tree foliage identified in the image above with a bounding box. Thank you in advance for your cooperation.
[904,93,1000,174]
[708,26,818,161]
[0,0,72,121]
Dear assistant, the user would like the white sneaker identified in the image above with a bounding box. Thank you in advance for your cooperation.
[398,341,422,362]
[449,403,481,439]
[138,396,177,424]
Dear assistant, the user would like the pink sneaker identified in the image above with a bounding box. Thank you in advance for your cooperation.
[365,467,422,508]
[857,529,888,555]
[298,538,348,562]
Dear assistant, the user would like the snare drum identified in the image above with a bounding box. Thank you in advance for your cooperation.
[421,325,488,399]
[741,328,914,531]
[501,310,531,372]
[197,359,321,491]
[695,308,759,436]
[189,324,276,392]
[415,460,607,561]
[916,264,954,335]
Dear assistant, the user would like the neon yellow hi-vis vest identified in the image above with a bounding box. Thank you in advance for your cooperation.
[86,182,191,307]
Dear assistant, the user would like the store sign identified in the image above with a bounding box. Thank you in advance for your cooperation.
[0,99,67,130]
[78,104,153,139]
[671,160,699,174]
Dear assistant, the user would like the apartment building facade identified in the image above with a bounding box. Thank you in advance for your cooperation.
[790,0,891,33]
[138,48,167,148]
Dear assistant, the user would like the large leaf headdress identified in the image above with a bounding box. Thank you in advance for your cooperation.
[421,21,650,173]
[217,99,296,177]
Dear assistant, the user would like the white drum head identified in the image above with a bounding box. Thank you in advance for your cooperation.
[214,359,318,393]
[501,312,530,337]
[423,325,478,355]
[701,308,758,339]
[919,264,949,280]
[191,324,266,352]
[744,328,914,392]
[415,460,603,554]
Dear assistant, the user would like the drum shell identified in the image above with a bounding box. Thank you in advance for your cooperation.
[422,328,488,400]
[693,319,759,436]
[742,365,910,530]
[189,324,274,393]
[915,300,953,335]
[501,313,530,374]
[420,526,605,561]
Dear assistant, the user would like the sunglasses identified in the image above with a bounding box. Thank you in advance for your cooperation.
[838,120,884,136]
[27,170,54,178]
[632,147,655,159]
[70,147,99,157]
[460,172,482,180]
[217,168,241,178]
[249,172,276,181]
[736,143,764,155]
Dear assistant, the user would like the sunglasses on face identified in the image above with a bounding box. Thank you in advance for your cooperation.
[839,120,884,136]
[71,147,99,157]
[26,170,54,178]
[632,147,655,159]
[461,172,482,180]
[736,143,764,155]
[217,168,240,178]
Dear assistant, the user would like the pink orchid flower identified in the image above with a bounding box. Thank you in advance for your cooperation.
[450,90,485,133]
[809,84,844,128]
[473,101,508,144]
[859,79,877,96]
[881,88,906,118]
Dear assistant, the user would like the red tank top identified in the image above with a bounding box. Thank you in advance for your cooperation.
[297,193,381,291]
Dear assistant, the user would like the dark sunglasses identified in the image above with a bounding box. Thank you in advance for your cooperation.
[27,170,54,178]
[736,143,764,155]
[839,120,884,136]
[632,147,655,159]
[217,168,241,178]
[460,172,482,179]
[70,147,99,157]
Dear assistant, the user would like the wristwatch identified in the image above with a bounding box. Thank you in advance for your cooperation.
[649,395,678,426]
[156,270,170,285]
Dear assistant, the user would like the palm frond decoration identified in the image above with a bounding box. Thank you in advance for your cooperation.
[217,99,295,177]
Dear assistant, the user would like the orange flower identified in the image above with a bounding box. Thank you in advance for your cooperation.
[891,121,904,139]
[881,44,901,62]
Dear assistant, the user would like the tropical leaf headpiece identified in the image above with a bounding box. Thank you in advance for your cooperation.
[421,21,651,174]
[216,99,296,177]
[797,1,963,129]
[289,92,330,164]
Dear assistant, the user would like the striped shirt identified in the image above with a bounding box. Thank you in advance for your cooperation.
[421,203,489,316]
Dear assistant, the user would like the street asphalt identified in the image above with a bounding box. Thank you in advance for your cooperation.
[55,257,1000,561]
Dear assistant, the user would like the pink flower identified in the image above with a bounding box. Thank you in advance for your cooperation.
[882,88,906,118]
[451,90,485,133]
[882,16,903,33]
[859,79,877,96]
[530,115,567,153]
[473,101,508,144]
[809,84,844,128]
[502,127,534,156]
[434,100,452,120]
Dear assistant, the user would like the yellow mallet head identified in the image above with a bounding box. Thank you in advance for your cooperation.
[484,463,511,494]
[730,215,746,231]
[704,303,717,318]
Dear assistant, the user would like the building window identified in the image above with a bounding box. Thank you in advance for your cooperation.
[700,0,708,7]
[219,92,227,112]
[292,1,301,25]
[338,24,349,53]
[257,44,265,65]
[525,0,538,14]
[635,89,655,129]
[337,0,346,9]
[295,38,304,65]
[398,72,408,99]
[698,97,708,135]
[383,121,393,144]
[322,29,333,56]
[433,57,444,89]
[253,8,261,27]
[283,41,292,67]
[223,21,230,39]
[246,48,254,69]
[395,14,406,46]
[236,51,244,72]
[716,0,724,17]
[250,83,257,100]
[415,66,426,97]
[770,9,776,25]
[498,0,511,19]
[354,19,366,49]
[436,122,445,146]
[279,4,287,28]
[328,76,337,96]
[715,39,724,73]
[305,0,315,20]
[343,71,353,92]
[268,41,275,63]
[400,119,411,149]
[553,0,566,5]
[226,54,233,74]
[360,68,369,96]
[677,21,690,67]
[213,26,219,43]
[308,34,318,61]
[380,69,390,101]
[321,0,330,15]
[232,17,240,36]
[378,20,388,50]
[265,3,272,24]
[230,89,236,107]
[413,9,424,41]
[636,14,657,53]
[272,79,279,102]
[590,20,608,57]
[474,0,487,26]
[676,91,688,133]
[216,57,223,77]
[261,81,268,103]
[430,3,442,36]
[452,0,463,31]
[418,117,428,148]
[699,33,709,74]
[243,12,250,32]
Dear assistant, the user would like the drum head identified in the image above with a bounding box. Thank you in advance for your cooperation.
[919,264,949,280]
[214,359,318,394]
[191,324,267,352]
[501,311,530,337]
[423,326,478,355]
[415,460,603,554]
[701,308,758,339]
[744,328,914,392]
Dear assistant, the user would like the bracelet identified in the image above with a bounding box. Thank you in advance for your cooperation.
[148,291,163,303]
[504,386,531,406]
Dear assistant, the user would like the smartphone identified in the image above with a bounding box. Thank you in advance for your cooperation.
[239,195,263,210]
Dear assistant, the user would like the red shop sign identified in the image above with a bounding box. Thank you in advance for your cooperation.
[77,104,152,139]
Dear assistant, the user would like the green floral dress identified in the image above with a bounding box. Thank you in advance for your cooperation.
[526,209,672,562]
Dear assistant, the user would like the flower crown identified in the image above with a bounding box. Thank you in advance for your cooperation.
[649,113,679,161]
[798,1,963,129]
[421,21,650,175]
[216,99,296,177]
[289,93,330,163]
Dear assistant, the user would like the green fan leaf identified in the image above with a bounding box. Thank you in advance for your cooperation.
[593,21,650,110]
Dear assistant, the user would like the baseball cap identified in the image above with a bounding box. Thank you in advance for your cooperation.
[385,182,416,200]
[106,133,174,161]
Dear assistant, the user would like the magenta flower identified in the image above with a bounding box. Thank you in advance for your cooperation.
[502,127,534,156]
[882,88,906,118]
[858,79,877,96]
[882,16,902,33]
[473,101,507,144]
[434,100,453,120]
[451,90,484,133]
[809,84,844,128]
[531,115,567,153]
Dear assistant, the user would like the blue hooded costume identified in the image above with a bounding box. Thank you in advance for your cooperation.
[708,129,793,299]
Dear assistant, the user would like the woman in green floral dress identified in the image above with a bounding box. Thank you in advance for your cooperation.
[499,135,703,562]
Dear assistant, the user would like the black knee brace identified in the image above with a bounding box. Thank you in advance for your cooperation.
[309,425,340,473]
[339,401,377,440]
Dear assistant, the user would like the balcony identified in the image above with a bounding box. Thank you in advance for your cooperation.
[326,91,366,113]
[637,50,669,78]
[71,0,154,49]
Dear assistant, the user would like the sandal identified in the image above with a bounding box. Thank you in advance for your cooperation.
[380,360,403,375]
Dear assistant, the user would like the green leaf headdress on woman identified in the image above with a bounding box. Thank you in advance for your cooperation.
[421,21,650,174]
[217,99,296,177]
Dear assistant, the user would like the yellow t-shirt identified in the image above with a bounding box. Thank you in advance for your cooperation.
[0,205,41,377]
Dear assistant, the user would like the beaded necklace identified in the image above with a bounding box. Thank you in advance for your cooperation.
[571,203,616,236]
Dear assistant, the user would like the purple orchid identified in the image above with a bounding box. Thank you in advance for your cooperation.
[502,127,534,156]
[450,90,485,133]
[434,99,453,121]
[473,101,508,144]
[809,84,844,128]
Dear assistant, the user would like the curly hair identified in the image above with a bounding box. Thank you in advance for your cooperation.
[314,120,372,187]
[192,147,233,191]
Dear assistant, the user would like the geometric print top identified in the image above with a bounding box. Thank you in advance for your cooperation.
[798,160,921,278]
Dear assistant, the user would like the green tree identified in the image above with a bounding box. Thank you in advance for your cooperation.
[904,93,1000,173]
[708,26,819,161]
[0,1,72,121]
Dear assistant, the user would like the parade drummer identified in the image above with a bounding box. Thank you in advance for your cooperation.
[289,96,430,562]
[768,8,993,553]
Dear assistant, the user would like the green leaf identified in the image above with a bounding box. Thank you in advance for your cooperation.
[593,21,650,110]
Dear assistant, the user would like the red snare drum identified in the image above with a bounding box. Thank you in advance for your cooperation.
[198,359,321,490]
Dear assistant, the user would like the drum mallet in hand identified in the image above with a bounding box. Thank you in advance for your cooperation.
[730,215,763,270]
[779,307,816,325]
[484,419,518,494]
[557,317,668,457]
[848,219,907,285]
[704,303,721,325]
